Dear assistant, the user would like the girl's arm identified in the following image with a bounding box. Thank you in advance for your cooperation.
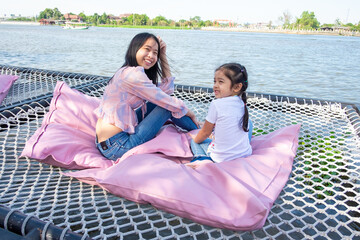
[194,120,214,143]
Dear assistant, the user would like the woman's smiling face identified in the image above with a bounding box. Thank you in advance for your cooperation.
[136,37,159,69]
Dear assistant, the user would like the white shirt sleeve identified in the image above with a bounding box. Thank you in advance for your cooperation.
[205,100,217,124]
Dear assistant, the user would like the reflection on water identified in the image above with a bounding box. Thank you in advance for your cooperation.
[1,24,359,104]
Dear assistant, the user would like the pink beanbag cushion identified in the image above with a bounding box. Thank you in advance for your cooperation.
[22,81,301,231]
[21,81,114,169]
[0,75,19,104]
[64,124,300,231]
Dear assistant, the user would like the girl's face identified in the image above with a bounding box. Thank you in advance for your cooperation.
[213,70,240,98]
[136,37,159,70]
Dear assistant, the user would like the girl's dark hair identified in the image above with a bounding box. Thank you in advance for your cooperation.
[216,63,249,132]
[122,32,162,85]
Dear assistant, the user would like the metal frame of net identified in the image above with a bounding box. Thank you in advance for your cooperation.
[1,65,359,240]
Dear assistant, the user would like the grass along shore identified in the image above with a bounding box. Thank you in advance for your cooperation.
[202,26,360,37]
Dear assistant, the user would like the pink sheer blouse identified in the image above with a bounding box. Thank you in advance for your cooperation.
[94,66,188,134]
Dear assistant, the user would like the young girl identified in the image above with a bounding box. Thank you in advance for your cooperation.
[95,32,198,160]
[190,63,253,163]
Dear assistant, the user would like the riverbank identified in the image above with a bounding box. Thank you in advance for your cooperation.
[98,24,360,37]
[0,21,40,26]
[1,20,359,37]
[202,26,360,37]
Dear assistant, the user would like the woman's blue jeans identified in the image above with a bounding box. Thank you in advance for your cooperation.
[96,102,198,160]
[190,120,253,162]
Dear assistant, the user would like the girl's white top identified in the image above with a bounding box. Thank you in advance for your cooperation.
[206,95,252,163]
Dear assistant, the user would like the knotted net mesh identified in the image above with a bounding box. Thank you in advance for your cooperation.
[1,65,359,239]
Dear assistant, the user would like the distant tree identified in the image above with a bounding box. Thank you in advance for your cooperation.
[279,10,292,28]
[53,8,62,19]
[178,19,187,28]
[203,20,213,27]
[89,13,100,25]
[79,12,87,22]
[345,22,360,31]
[190,16,202,27]
[356,22,360,31]
[121,16,130,25]
[39,8,62,19]
[335,18,342,27]
[153,15,168,26]
[295,11,320,29]
[190,16,201,22]
[168,19,176,27]
[159,20,168,26]
[39,8,54,19]
[126,14,134,25]
[98,13,108,24]
[185,20,192,27]
[133,14,148,25]
[124,14,149,26]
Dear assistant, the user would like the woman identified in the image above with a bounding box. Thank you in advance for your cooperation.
[95,32,198,160]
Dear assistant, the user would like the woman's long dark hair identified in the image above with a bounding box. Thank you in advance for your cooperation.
[215,63,249,132]
[122,32,162,85]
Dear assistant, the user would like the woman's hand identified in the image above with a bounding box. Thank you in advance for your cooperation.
[157,36,170,78]
[186,109,200,128]
[157,36,167,58]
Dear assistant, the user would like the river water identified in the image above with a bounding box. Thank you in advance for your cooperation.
[1,24,359,104]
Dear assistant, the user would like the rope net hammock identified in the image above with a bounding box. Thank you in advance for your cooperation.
[0,65,359,239]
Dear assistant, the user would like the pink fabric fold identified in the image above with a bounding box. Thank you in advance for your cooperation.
[0,75,19,104]
[21,81,301,231]
[21,81,114,169]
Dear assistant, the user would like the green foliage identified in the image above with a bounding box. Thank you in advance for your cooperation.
[11,17,33,21]
[295,11,320,29]
[35,7,360,32]
[321,23,334,28]
[124,14,150,26]
[279,11,292,28]
[189,16,206,27]
[344,22,360,31]
[335,18,342,27]
[203,20,213,27]
[98,13,109,24]
[39,7,62,19]
[53,8,63,19]
[88,13,100,25]
[79,12,87,23]
[138,14,149,25]
[39,8,54,19]
[153,15,168,26]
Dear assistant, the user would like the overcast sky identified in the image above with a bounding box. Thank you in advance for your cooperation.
[2,0,359,24]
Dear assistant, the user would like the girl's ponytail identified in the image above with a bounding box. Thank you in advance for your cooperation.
[241,91,249,132]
